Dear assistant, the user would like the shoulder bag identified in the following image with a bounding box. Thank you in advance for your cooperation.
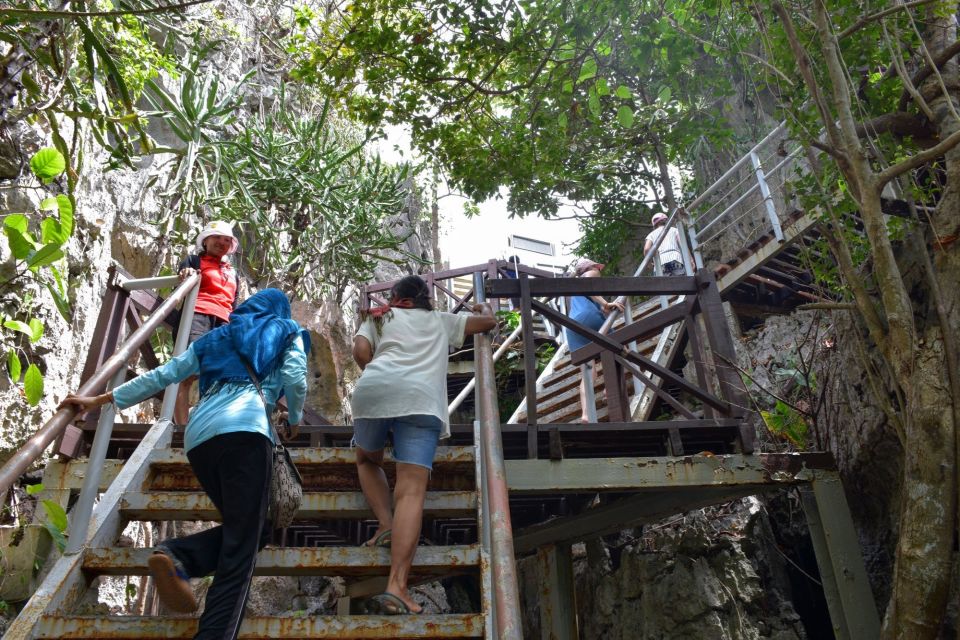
[241,361,303,529]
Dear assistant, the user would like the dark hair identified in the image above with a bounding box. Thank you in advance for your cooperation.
[391,275,433,311]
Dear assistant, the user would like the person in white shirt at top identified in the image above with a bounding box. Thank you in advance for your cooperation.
[351,275,496,615]
[644,212,686,276]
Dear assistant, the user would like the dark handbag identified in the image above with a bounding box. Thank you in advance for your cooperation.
[242,361,303,529]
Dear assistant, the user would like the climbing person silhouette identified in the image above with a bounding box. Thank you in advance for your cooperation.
[351,275,496,615]
[60,289,309,640]
[644,213,686,276]
[565,258,624,423]
[174,220,241,425]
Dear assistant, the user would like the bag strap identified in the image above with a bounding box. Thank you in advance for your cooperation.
[240,360,292,443]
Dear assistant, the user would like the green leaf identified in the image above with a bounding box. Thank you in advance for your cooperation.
[28,318,43,343]
[4,318,33,337]
[588,91,601,118]
[4,226,34,260]
[615,85,632,99]
[39,197,59,212]
[595,78,610,96]
[657,85,672,103]
[558,112,568,130]
[44,521,67,553]
[39,195,73,244]
[25,483,44,495]
[27,243,64,270]
[616,105,635,128]
[7,349,21,381]
[29,148,66,183]
[577,58,598,83]
[41,499,68,531]
[3,213,27,233]
[24,363,43,405]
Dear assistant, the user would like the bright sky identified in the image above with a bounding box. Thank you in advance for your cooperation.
[375,127,585,271]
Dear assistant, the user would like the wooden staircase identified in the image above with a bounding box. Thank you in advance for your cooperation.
[7,425,496,639]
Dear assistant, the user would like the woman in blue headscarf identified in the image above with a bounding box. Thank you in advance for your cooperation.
[60,288,309,640]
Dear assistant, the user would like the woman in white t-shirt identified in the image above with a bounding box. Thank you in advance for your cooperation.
[351,275,496,615]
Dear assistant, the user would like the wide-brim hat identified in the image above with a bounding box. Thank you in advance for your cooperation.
[195,220,239,255]
[575,258,604,275]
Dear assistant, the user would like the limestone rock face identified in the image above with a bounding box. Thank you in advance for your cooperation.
[520,498,808,640]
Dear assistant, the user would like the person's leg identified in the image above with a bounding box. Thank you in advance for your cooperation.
[353,418,393,545]
[381,415,441,613]
[385,462,430,613]
[192,432,272,640]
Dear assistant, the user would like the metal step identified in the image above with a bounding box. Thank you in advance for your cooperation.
[120,491,477,520]
[147,447,476,492]
[35,614,484,638]
[82,545,481,577]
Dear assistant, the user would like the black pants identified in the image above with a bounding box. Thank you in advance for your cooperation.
[164,431,273,640]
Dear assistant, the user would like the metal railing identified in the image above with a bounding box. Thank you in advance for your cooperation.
[471,270,522,639]
[0,274,200,502]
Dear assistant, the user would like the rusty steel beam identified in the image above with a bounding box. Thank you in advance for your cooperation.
[35,614,485,638]
[0,273,199,497]
[83,545,480,577]
[120,490,477,520]
[148,446,476,467]
[504,453,834,494]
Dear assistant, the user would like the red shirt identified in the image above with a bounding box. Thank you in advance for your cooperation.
[194,255,237,322]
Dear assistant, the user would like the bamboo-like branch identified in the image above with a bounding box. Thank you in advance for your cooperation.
[876,126,960,186]
[0,0,214,18]
[797,302,856,311]
[837,0,938,40]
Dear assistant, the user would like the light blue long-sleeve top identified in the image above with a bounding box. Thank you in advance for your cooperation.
[112,335,308,452]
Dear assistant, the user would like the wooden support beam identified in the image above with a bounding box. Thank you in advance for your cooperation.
[532,300,730,413]
[488,276,698,298]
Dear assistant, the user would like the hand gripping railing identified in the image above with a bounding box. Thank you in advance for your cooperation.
[472,271,522,639]
[0,273,200,534]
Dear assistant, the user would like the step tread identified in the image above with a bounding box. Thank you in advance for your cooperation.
[36,614,484,638]
[82,545,480,577]
[120,491,477,520]
[150,447,475,467]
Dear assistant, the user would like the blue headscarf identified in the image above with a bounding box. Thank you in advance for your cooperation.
[192,288,311,396]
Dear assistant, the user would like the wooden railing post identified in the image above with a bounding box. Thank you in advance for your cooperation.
[695,270,754,452]
[519,273,538,459]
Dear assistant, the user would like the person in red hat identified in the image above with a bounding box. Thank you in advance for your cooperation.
[566,258,623,423]
[174,220,240,424]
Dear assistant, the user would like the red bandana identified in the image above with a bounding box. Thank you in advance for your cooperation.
[368,298,415,318]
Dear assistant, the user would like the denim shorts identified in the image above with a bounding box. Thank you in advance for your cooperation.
[352,415,443,469]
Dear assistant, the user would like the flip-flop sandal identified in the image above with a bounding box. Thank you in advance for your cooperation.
[364,592,423,615]
[363,529,392,548]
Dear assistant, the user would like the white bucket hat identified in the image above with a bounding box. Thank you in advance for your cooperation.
[651,213,669,226]
[195,220,239,255]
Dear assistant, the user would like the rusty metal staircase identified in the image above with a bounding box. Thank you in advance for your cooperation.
[1,272,521,640]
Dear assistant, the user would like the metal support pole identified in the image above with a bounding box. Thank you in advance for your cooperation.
[800,487,850,640]
[473,272,523,640]
[158,283,199,423]
[537,543,578,640]
[64,368,125,555]
[803,475,880,640]
[750,151,784,242]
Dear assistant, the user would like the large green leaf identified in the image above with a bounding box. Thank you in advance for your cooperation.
[29,148,66,183]
[39,195,74,244]
[27,243,64,270]
[4,215,35,259]
[23,363,43,405]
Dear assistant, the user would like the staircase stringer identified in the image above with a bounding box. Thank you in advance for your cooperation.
[473,420,495,639]
[4,420,173,640]
[629,320,685,422]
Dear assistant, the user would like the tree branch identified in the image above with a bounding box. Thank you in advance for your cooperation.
[898,40,960,111]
